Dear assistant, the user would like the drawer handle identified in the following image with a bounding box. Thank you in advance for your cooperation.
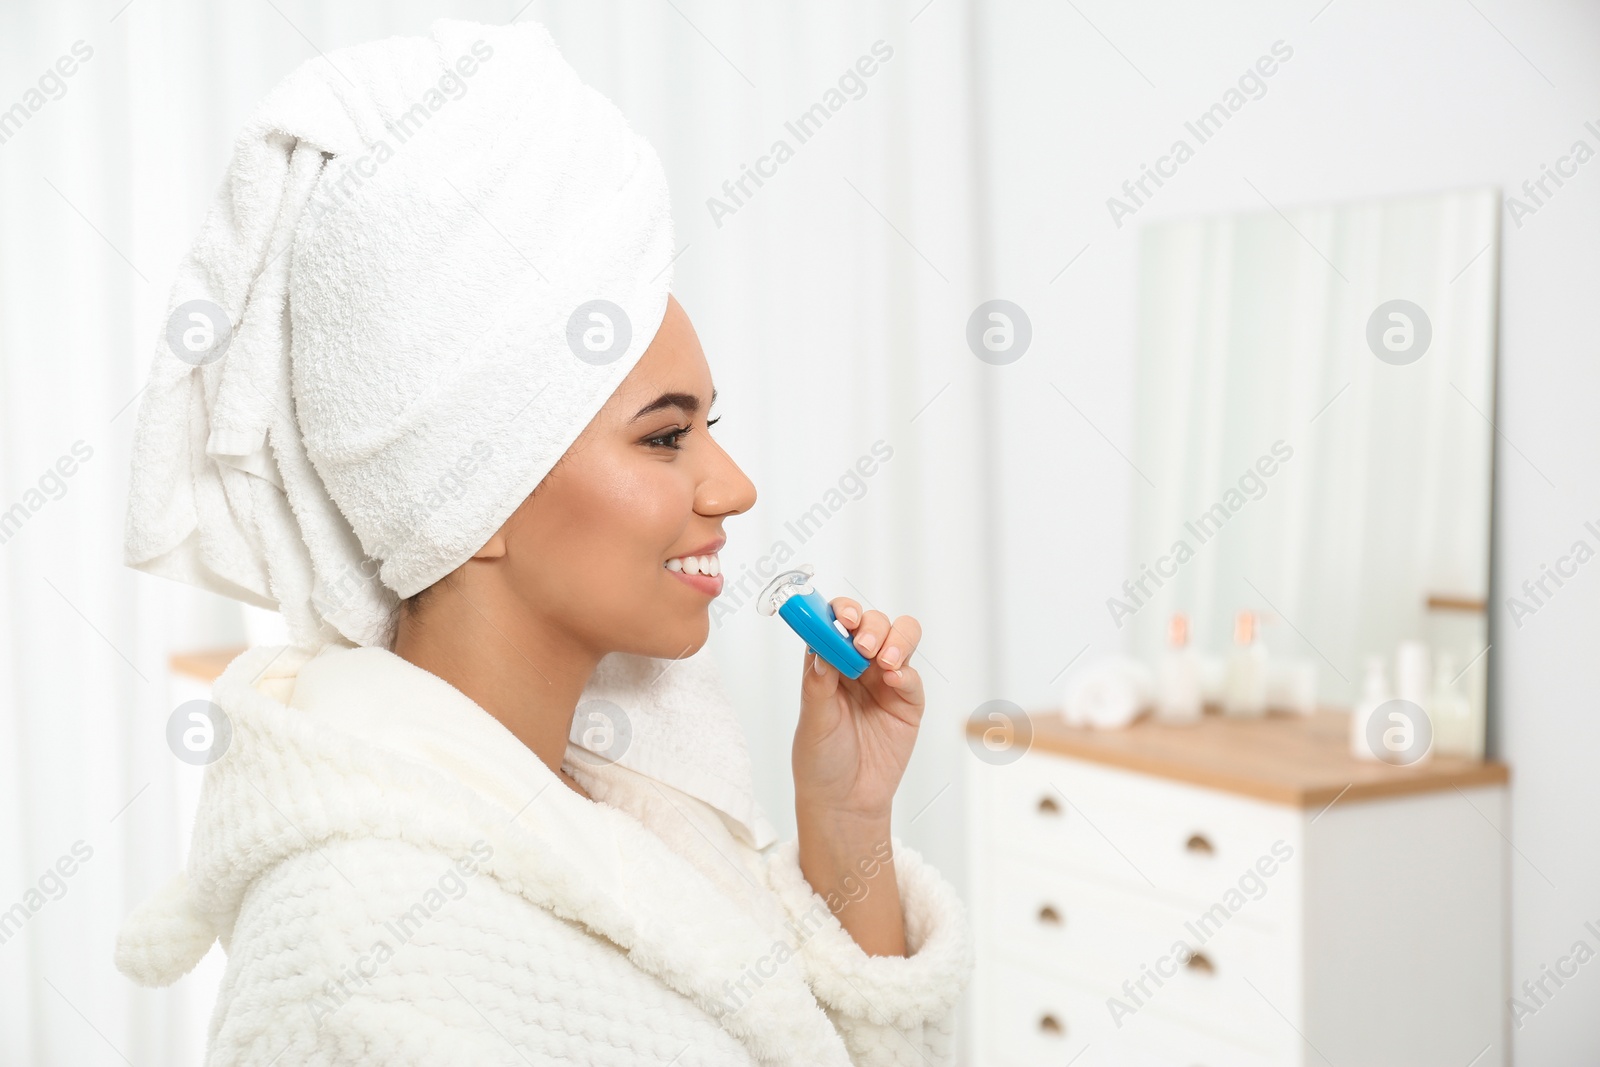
[1037,904,1063,926]
[1186,951,1216,976]
[1185,833,1215,855]
[1037,795,1062,816]
[1037,1013,1064,1036]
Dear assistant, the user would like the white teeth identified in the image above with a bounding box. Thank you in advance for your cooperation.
[667,553,720,576]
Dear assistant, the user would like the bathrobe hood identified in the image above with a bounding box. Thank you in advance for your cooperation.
[114,643,888,1064]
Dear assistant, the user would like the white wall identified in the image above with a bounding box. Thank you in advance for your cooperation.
[976,1,1600,1060]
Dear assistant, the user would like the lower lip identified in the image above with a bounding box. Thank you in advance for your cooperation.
[668,567,724,597]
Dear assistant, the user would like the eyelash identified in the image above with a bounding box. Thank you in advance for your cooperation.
[648,416,720,451]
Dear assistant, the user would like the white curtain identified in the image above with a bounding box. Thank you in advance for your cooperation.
[0,2,990,1063]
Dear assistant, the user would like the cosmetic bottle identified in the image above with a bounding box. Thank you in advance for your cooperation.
[1349,656,1390,761]
[1395,640,1431,709]
[1155,612,1203,724]
[1428,654,1474,758]
[1222,610,1268,718]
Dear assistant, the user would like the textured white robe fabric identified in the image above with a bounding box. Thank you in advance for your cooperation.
[114,644,972,1065]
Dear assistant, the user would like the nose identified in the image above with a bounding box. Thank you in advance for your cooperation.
[696,431,757,518]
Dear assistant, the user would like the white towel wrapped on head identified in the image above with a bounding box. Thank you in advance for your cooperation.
[123,18,776,848]
[124,17,675,651]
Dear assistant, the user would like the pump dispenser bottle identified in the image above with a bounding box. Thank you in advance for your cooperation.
[1223,610,1268,718]
[1156,612,1203,724]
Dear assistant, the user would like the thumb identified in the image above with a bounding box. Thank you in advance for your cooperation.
[800,647,841,707]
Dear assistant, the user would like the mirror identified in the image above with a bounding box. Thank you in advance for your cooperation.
[1123,187,1498,749]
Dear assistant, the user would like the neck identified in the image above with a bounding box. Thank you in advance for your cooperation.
[392,574,600,797]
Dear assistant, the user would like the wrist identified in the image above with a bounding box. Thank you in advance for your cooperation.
[796,810,891,857]
[797,835,896,914]
[795,794,892,831]
[792,810,907,957]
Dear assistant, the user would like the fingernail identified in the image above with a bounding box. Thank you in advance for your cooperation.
[882,645,901,668]
[813,654,826,675]
[855,634,877,653]
[840,607,858,624]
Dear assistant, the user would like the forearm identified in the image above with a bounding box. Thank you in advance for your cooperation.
[795,808,906,957]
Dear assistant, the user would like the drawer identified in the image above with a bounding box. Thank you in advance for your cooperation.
[984,958,1286,1067]
[1150,920,1296,1050]
[990,855,1194,982]
[981,749,1302,924]
[988,855,1298,1049]
[984,957,1163,1066]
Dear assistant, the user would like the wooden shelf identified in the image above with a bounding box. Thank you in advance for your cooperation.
[1426,594,1488,613]
[970,708,1508,808]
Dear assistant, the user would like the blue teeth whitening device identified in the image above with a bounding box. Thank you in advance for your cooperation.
[757,564,871,679]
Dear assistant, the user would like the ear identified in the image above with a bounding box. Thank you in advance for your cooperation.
[473,527,509,560]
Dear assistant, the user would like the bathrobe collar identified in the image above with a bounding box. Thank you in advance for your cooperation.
[165,643,851,1066]
[566,643,779,851]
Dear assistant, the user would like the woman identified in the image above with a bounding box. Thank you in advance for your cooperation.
[116,18,970,1066]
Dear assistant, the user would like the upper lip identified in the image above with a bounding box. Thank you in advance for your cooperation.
[669,537,725,560]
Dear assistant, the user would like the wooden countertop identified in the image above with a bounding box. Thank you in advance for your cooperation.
[971,708,1509,808]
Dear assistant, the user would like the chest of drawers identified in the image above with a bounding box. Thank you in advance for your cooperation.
[965,709,1510,1066]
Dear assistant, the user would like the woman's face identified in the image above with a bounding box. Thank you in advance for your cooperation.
[489,293,756,661]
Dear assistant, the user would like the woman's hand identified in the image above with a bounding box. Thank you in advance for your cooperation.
[792,599,925,823]
[791,599,924,957]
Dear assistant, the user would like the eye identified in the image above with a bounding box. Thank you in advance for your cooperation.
[649,415,726,451]
[646,425,694,451]
[645,415,719,451]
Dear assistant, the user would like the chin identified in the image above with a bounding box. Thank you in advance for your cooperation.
[661,622,710,659]
[619,616,709,662]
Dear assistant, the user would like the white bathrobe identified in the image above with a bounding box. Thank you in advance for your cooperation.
[116,643,972,1066]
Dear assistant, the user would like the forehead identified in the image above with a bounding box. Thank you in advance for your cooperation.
[609,297,714,416]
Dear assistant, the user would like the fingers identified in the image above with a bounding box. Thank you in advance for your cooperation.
[872,654,925,733]
[827,598,921,674]
[849,610,891,664]
[810,601,925,727]
[880,662,924,709]
[857,613,921,675]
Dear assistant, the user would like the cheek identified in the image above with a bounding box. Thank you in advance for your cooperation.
[573,465,690,564]
[508,449,699,624]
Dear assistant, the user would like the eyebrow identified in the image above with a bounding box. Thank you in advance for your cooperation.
[631,388,717,422]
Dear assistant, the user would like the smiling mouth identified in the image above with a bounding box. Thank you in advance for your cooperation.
[665,552,723,596]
